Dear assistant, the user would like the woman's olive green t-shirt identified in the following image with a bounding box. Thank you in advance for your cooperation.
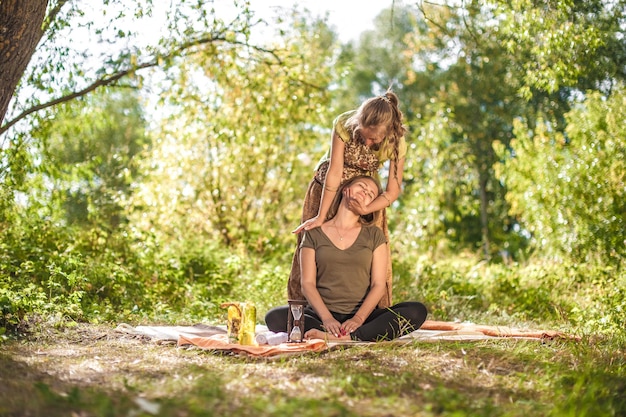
[300,225,387,314]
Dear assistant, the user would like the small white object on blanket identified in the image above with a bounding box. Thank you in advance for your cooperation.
[256,331,289,345]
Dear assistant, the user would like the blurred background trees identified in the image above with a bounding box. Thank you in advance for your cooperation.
[1,0,624,333]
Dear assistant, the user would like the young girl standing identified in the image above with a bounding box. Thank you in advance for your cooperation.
[289,90,408,309]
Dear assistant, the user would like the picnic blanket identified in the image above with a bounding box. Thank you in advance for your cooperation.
[418,320,576,340]
[115,320,577,358]
[178,333,328,357]
[115,323,227,340]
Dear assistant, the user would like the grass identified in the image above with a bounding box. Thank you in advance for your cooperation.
[1,321,625,417]
[1,252,624,416]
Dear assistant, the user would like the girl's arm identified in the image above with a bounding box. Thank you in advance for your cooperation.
[384,156,405,203]
[317,131,345,220]
[300,247,342,337]
[347,156,405,215]
[292,131,345,234]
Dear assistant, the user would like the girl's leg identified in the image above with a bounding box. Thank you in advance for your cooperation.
[353,301,428,342]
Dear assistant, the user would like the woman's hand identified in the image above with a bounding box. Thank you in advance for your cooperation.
[322,317,342,337]
[341,316,363,335]
[292,216,323,234]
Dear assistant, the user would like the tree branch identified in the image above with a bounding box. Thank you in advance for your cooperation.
[416,0,449,34]
[460,0,482,48]
[42,0,70,33]
[0,35,281,136]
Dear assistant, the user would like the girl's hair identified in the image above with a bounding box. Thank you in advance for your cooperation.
[345,90,407,186]
[325,175,384,225]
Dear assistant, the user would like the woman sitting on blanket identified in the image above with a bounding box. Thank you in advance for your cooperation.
[265,175,428,342]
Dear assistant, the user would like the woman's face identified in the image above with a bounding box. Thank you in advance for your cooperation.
[359,124,387,150]
[347,178,379,206]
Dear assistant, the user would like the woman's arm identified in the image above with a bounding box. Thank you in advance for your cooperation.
[300,247,342,337]
[292,131,345,234]
[340,243,388,333]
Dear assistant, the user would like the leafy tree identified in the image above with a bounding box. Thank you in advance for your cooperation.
[495,0,626,98]
[379,1,527,259]
[129,10,341,255]
[494,86,626,264]
[31,89,149,231]
[0,1,264,133]
[489,0,626,143]
[356,0,625,261]
[0,0,269,211]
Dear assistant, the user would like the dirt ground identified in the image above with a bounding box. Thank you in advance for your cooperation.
[1,321,574,417]
[5,324,180,380]
[1,322,358,416]
[0,323,224,414]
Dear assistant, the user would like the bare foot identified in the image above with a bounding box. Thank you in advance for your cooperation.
[305,328,352,341]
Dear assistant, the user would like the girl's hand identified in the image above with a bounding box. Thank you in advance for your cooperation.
[292,216,323,234]
[345,188,369,215]
[322,317,342,337]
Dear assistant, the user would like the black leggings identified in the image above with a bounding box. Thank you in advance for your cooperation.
[264,301,428,342]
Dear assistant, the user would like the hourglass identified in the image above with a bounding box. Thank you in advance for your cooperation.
[287,300,307,343]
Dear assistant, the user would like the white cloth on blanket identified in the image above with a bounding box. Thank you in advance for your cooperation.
[115,323,270,341]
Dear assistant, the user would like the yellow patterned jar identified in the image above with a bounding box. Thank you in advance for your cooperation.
[239,302,257,346]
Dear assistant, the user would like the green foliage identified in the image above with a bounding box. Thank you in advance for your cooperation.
[29,89,150,230]
[129,9,340,254]
[0,204,280,331]
[366,1,531,259]
[495,87,626,264]
[394,250,626,339]
[495,0,626,96]
[0,211,144,330]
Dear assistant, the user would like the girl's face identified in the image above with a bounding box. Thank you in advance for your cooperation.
[359,124,387,150]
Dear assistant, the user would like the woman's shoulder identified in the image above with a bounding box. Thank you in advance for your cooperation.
[361,224,386,242]
[307,226,325,236]
[301,226,325,245]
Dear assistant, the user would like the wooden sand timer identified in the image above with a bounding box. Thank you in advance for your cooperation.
[287,300,306,342]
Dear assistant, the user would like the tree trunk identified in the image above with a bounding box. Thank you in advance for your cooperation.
[0,0,48,127]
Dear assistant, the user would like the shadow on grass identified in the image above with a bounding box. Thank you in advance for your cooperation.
[1,333,625,417]
[0,352,138,417]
